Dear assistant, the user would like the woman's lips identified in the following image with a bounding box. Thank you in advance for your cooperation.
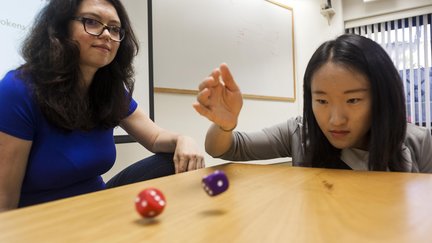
[329,130,349,138]
[93,44,111,52]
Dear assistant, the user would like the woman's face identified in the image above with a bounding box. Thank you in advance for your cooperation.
[69,0,121,73]
[311,62,372,150]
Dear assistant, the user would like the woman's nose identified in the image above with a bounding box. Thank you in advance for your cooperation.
[329,106,347,126]
[99,28,111,41]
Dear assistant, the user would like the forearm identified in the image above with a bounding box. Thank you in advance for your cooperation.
[0,194,19,213]
[0,133,31,213]
[0,168,25,213]
[150,129,179,153]
[205,123,234,157]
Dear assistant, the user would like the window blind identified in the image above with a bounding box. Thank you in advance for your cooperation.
[346,14,432,129]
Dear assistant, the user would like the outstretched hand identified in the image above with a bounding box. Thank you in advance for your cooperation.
[193,63,243,131]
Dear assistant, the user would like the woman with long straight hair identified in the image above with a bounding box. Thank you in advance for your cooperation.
[194,34,432,173]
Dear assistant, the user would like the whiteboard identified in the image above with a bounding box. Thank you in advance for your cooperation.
[152,0,296,101]
[0,0,150,139]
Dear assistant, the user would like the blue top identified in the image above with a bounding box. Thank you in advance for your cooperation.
[0,70,138,207]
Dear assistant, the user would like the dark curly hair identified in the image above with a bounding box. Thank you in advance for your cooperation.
[302,34,407,171]
[19,0,139,130]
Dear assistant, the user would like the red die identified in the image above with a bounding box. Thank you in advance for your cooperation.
[135,188,166,218]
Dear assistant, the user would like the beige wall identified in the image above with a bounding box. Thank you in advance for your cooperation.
[103,0,345,181]
[342,0,432,28]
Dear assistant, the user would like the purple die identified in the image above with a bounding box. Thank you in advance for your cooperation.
[202,170,229,196]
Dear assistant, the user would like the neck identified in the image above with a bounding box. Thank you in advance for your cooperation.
[79,65,97,91]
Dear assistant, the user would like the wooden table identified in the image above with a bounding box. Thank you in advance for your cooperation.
[1,163,432,242]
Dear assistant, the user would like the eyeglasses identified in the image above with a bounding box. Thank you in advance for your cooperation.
[72,16,125,42]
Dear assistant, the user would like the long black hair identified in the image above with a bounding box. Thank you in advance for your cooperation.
[19,0,139,130]
[303,34,407,171]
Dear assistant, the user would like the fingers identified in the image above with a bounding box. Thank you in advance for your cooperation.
[198,70,221,91]
[198,77,213,91]
[187,156,197,171]
[192,102,212,119]
[198,158,206,169]
[194,87,214,120]
[173,156,180,174]
[194,62,240,122]
[198,63,235,92]
[196,65,230,107]
[196,87,211,107]
[186,155,205,171]
[174,154,206,174]
[173,155,187,174]
[211,67,222,84]
[219,63,239,92]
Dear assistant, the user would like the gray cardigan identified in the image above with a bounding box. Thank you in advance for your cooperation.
[219,116,432,173]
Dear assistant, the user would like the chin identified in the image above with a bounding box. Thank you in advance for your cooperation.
[328,141,350,150]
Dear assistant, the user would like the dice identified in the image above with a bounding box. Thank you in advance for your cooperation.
[135,188,166,218]
[202,170,229,196]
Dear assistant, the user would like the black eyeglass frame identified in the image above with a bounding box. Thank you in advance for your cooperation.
[71,16,125,42]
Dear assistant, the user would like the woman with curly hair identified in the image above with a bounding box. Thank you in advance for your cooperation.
[0,0,204,212]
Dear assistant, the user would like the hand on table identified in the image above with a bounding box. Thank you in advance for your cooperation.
[173,135,205,173]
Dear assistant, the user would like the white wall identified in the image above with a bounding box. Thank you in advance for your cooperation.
[104,0,345,180]
[343,0,432,21]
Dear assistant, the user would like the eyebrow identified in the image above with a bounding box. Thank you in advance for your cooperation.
[312,88,369,95]
[78,12,121,25]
